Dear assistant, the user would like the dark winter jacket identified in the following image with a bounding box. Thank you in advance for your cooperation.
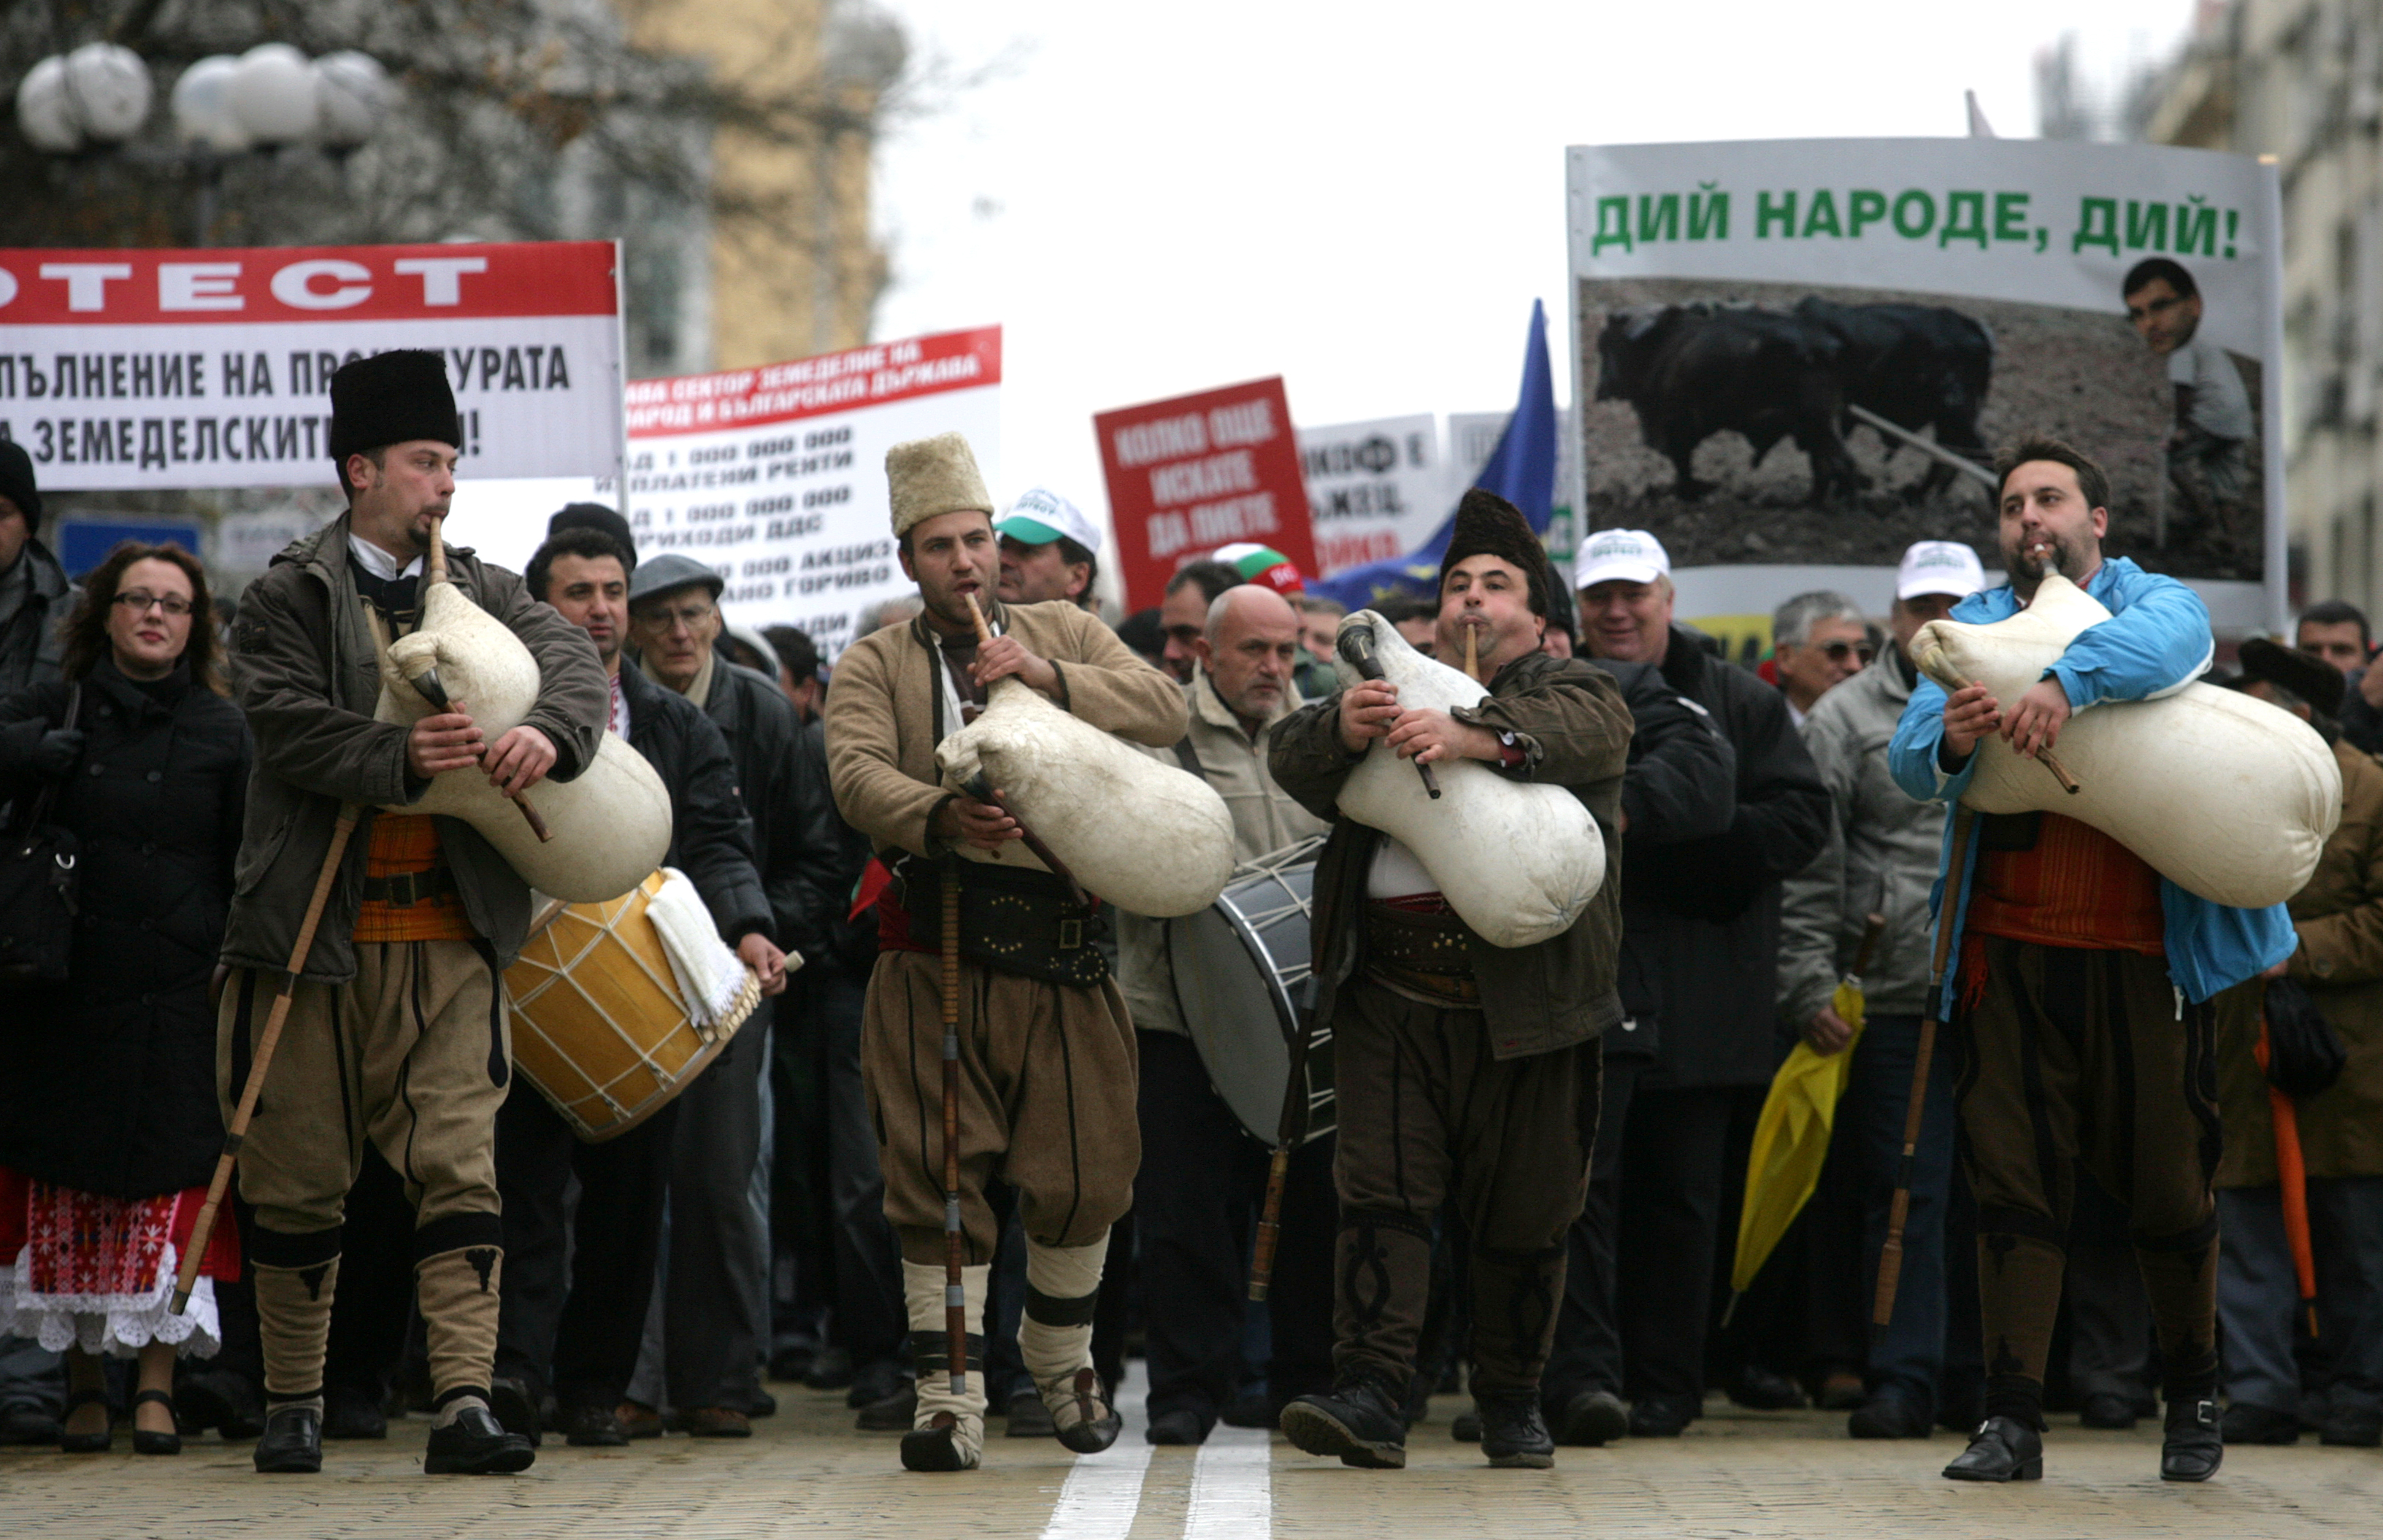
[1272,650,1636,1060]
[0,536,72,701]
[219,515,607,982]
[618,664,771,944]
[699,661,841,966]
[1624,625,1830,1089]
[0,658,250,1197]
[803,716,878,980]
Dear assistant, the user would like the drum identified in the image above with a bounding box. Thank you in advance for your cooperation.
[1167,836,1334,1147]
[504,869,763,1141]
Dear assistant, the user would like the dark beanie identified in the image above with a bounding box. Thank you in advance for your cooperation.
[328,350,461,469]
[0,438,38,523]
[549,502,638,569]
[1439,489,1548,615]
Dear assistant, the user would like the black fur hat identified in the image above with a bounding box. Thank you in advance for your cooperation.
[2234,636,2345,718]
[0,438,39,523]
[1438,489,1548,615]
[549,502,638,569]
[328,350,461,469]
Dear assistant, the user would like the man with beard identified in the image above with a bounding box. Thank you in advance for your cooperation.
[1270,490,1635,1471]
[1890,437,2292,1485]
[823,431,1186,1472]
[216,350,609,1475]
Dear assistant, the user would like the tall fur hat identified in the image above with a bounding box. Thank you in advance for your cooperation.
[1439,489,1548,615]
[886,431,994,539]
[329,350,461,468]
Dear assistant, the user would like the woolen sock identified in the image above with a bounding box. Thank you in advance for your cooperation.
[1982,1374,2046,1431]
[1019,1233,1108,1428]
[415,1243,505,1408]
[253,1254,341,1403]
[905,1258,990,1462]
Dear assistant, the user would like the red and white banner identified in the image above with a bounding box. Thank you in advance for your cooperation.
[625,326,1000,657]
[1094,377,1318,612]
[0,241,623,490]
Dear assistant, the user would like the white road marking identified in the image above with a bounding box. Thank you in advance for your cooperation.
[1184,1423,1272,1540]
[1039,1363,1155,1540]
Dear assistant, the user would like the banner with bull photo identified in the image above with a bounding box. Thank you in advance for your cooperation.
[1566,139,2283,634]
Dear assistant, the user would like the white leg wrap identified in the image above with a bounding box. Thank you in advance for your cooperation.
[1020,1232,1110,1428]
[904,1258,989,1463]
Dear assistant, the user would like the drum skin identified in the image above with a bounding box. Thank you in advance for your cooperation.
[935,676,1235,918]
[1910,573,2340,909]
[1169,838,1334,1147]
[505,871,756,1141]
[373,577,672,903]
[1332,612,1605,949]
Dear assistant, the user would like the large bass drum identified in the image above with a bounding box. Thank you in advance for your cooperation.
[1167,836,1334,1147]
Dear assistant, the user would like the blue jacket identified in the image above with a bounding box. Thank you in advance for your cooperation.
[1888,557,2293,1014]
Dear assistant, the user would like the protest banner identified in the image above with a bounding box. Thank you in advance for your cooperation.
[0,241,624,490]
[1567,139,2284,633]
[1297,413,1441,576]
[1097,377,1319,611]
[623,325,1000,658]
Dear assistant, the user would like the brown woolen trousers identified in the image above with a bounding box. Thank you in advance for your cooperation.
[1952,934,2250,1405]
[1329,979,1596,1400]
[861,949,1138,1266]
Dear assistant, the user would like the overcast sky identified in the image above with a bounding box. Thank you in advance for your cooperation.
[867,0,2198,541]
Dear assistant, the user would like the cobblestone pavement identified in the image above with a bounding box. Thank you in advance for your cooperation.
[6,1377,2381,1539]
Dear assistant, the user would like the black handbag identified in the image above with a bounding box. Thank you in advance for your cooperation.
[2265,976,2349,1099]
[0,684,84,983]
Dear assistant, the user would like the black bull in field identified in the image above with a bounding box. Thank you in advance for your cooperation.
[1594,299,1994,506]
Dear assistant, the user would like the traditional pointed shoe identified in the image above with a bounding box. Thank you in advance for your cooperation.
[1053,1368,1121,1455]
[1941,1416,2044,1482]
[2161,1398,2223,1482]
[900,1410,981,1472]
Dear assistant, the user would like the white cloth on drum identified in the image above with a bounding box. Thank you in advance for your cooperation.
[646,867,763,1030]
[0,1249,220,1360]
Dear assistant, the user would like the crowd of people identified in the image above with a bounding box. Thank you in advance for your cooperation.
[0,353,2374,1491]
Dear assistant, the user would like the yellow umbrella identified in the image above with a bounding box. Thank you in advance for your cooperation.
[1724,915,1886,1317]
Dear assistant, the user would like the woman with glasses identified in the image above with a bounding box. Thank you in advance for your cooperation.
[0,542,251,1455]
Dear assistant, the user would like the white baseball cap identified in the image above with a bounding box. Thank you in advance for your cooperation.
[996,487,1101,555]
[1574,527,1671,590]
[1895,540,1987,601]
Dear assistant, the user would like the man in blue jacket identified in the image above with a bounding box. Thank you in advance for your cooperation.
[1889,438,2290,1487]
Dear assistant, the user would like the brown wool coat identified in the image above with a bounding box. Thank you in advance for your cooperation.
[2219,739,2383,1185]
[821,597,1189,861]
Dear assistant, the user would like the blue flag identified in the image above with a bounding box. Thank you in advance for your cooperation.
[1308,299,1559,610]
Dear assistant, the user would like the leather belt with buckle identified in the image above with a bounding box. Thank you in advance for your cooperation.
[363,867,456,907]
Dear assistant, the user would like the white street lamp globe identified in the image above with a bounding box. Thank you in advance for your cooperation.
[227,42,317,145]
[16,55,82,153]
[312,51,389,150]
[61,42,152,144]
[170,55,250,153]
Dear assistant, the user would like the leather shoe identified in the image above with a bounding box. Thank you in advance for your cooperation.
[2161,1398,2222,1482]
[681,1406,752,1439]
[0,1402,61,1445]
[424,1405,537,1474]
[1848,1394,1932,1440]
[1450,1409,1482,1441]
[1147,1407,1207,1446]
[323,1383,388,1440]
[174,1370,263,1441]
[1627,1395,1696,1438]
[488,1378,542,1447]
[559,1404,629,1447]
[1728,1366,1806,1411]
[1554,1389,1628,1447]
[1005,1389,1055,1438]
[2320,1401,2382,1448]
[2222,1401,2300,1445]
[1281,1379,1408,1469]
[615,1399,664,1439]
[845,1358,907,1411]
[2079,1391,2138,1429]
[1816,1371,1867,1412]
[856,1384,917,1432]
[131,1388,182,1455]
[1942,1416,2042,1481]
[1052,1368,1122,1454]
[1476,1395,1554,1468]
[253,1404,323,1474]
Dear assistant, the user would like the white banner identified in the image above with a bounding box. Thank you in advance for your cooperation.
[624,326,1001,658]
[0,241,624,490]
[1297,414,1442,576]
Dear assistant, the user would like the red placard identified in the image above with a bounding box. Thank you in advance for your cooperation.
[1095,377,1319,612]
[0,241,617,323]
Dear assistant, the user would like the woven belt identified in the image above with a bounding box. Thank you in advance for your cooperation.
[1362,901,1480,1006]
[361,866,457,907]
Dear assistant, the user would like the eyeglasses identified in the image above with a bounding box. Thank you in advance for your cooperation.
[112,589,193,617]
[1817,641,1875,664]
[638,601,716,631]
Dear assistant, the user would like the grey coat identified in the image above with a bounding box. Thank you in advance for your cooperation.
[218,514,608,981]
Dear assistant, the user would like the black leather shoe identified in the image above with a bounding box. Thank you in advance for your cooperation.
[845,1358,907,1412]
[2079,1391,2138,1429]
[0,1402,61,1446]
[1281,1379,1408,1469]
[554,1403,626,1447]
[175,1370,264,1441]
[856,1384,917,1432]
[131,1388,182,1455]
[1146,1407,1206,1446]
[2320,1401,2382,1448]
[253,1404,323,1474]
[1627,1395,1696,1438]
[1554,1389,1629,1447]
[323,1384,388,1440]
[1849,1394,1933,1440]
[1450,1409,1482,1441]
[2222,1402,2301,1445]
[1728,1366,1807,1411]
[488,1378,542,1447]
[1477,1395,1555,1468]
[58,1387,113,1454]
[2161,1398,2222,1482]
[424,1405,537,1474]
[1005,1389,1055,1437]
[1942,1416,2043,1481]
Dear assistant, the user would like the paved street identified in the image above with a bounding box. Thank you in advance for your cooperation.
[6,1371,2381,1539]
